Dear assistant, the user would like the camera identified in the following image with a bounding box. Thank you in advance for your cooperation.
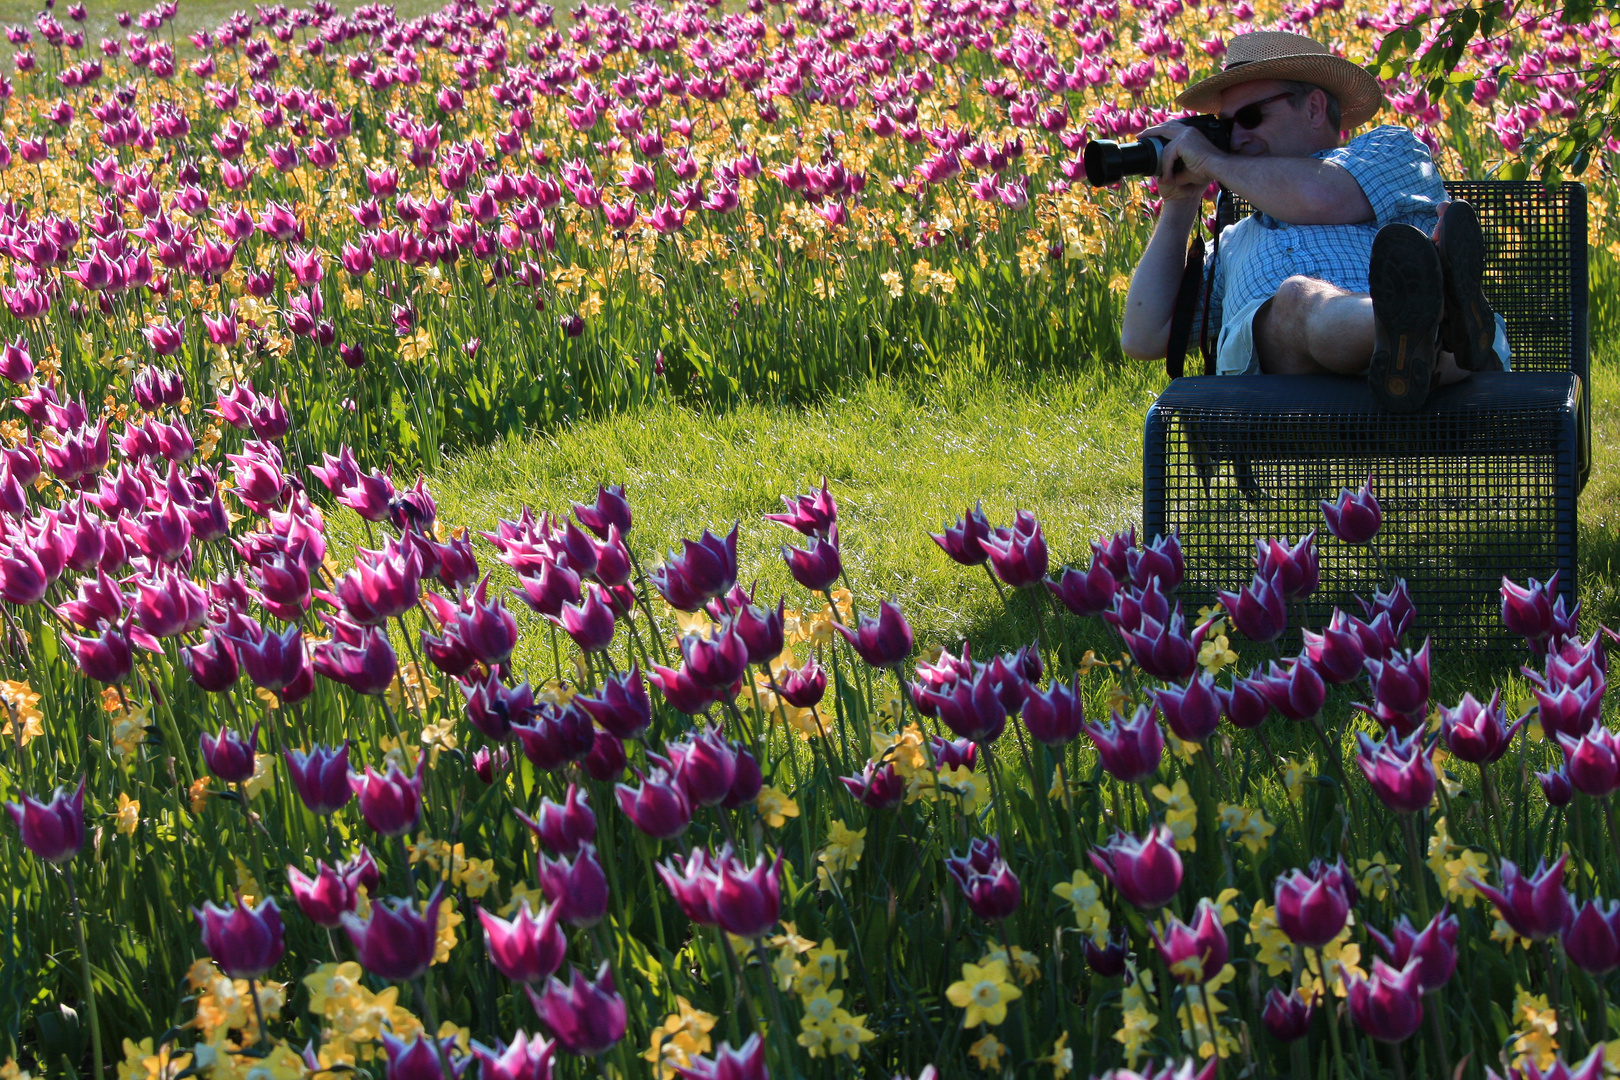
[1083,114,1233,187]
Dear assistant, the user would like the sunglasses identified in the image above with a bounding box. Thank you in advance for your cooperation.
[1223,91,1299,130]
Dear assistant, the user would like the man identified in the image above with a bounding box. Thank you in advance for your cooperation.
[1119,31,1505,413]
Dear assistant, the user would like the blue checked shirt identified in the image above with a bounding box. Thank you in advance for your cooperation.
[1206,124,1448,338]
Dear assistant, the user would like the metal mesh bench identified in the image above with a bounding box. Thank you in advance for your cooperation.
[1142,181,1589,652]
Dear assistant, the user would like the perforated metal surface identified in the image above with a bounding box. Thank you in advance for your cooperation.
[1144,180,1588,655]
[1145,375,1580,651]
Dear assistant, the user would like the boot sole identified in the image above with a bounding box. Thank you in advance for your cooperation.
[1367,224,1444,414]
[1437,200,1501,371]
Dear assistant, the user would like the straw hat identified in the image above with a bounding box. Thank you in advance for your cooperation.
[1175,31,1384,129]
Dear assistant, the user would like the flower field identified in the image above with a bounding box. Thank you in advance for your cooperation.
[3,0,1620,1075]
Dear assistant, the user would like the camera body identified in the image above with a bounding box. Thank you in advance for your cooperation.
[1083,114,1233,187]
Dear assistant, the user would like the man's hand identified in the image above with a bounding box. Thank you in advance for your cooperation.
[1138,120,1224,201]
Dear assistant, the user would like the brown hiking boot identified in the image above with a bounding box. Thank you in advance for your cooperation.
[1434,199,1502,372]
[1368,223,1445,414]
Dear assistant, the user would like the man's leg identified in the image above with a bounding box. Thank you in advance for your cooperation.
[1252,276,1373,375]
[1253,274,1468,384]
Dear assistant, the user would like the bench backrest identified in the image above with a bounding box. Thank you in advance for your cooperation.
[1222,181,1588,388]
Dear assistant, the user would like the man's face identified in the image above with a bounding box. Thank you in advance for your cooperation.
[1218,79,1332,158]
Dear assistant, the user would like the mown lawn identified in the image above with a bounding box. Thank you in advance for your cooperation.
[411,347,1620,705]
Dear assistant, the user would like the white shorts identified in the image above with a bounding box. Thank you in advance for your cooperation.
[1214,296,1513,376]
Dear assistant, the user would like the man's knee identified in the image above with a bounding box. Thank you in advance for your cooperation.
[1269,276,1331,323]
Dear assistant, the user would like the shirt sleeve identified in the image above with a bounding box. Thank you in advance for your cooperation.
[1316,124,1448,228]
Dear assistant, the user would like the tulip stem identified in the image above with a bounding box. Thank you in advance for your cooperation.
[1401,814,1433,928]
[1313,948,1350,1080]
[246,976,270,1052]
[415,972,460,1080]
[1425,990,1453,1080]
[1603,798,1620,895]
[1384,1038,1408,1080]
[64,866,103,1080]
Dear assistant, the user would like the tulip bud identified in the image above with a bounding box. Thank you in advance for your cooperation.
[834,600,913,668]
[514,784,597,856]
[1262,987,1314,1043]
[348,756,426,838]
[5,778,85,864]
[1154,671,1221,743]
[1274,861,1352,948]
[342,883,445,982]
[200,723,260,785]
[1089,825,1183,910]
[524,962,626,1057]
[1367,907,1460,991]
[1320,474,1381,545]
[1472,856,1571,942]
[946,836,1020,922]
[713,849,784,937]
[1083,704,1163,783]
[479,899,567,984]
[193,896,285,979]
[1152,897,1228,984]
[1345,957,1425,1043]
[286,862,358,927]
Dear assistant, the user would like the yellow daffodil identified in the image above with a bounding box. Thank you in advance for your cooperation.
[946,960,1022,1027]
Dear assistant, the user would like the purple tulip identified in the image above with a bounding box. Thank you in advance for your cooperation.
[5,778,85,864]
[459,581,519,665]
[713,849,783,937]
[1154,672,1221,743]
[1301,608,1368,685]
[1346,957,1425,1043]
[1320,474,1382,545]
[286,862,358,928]
[1533,678,1604,741]
[912,665,1007,744]
[1365,638,1431,718]
[1274,861,1352,948]
[1046,558,1118,618]
[1557,726,1620,798]
[1561,899,1620,974]
[776,658,827,708]
[1089,825,1183,910]
[573,484,631,539]
[1116,605,1212,683]
[1084,930,1130,978]
[1127,531,1185,593]
[667,729,739,807]
[379,1030,470,1080]
[834,600,914,668]
[648,662,722,716]
[511,703,596,772]
[1368,907,1459,991]
[536,843,610,928]
[479,899,567,984]
[348,756,426,838]
[461,672,530,742]
[615,768,692,840]
[552,585,616,652]
[841,761,905,809]
[1485,1051,1607,1080]
[945,836,1021,923]
[1358,579,1416,643]
[721,747,763,810]
[1262,988,1314,1042]
[931,736,979,772]
[311,624,398,696]
[766,478,836,537]
[1152,897,1227,984]
[525,962,627,1057]
[1255,657,1326,722]
[782,526,843,592]
[728,601,785,666]
[680,627,749,691]
[1440,691,1527,764]
[1083,704,1164,782]
[1254,532,1319,601]
[200,723,260,784]
[514,784,596,856]
[228,621,309,694]
[342,883,445,982]
[1355,729,1436,814]
[674,1034,767,1080]
[1217,670,1272,730]
[574,667,652,740]
[1021,675,1085,746]
[194,896,285,979]
[980,510,1048,588]
[1471,856,1570,941]
[650,526,738,610]
[1218,572,1288,644]
[470,1032,556,1080]
[930,503,991,566]
[64,619,134,684]
[1501,572,1560,647]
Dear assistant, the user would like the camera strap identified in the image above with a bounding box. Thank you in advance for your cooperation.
[1165,235,1204,380]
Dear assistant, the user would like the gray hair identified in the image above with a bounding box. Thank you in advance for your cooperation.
[1279,79,1342,130]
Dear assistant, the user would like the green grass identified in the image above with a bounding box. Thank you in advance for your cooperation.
[421,347,1620,692]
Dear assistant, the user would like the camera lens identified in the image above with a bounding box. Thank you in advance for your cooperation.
[1082,138,1161,187]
